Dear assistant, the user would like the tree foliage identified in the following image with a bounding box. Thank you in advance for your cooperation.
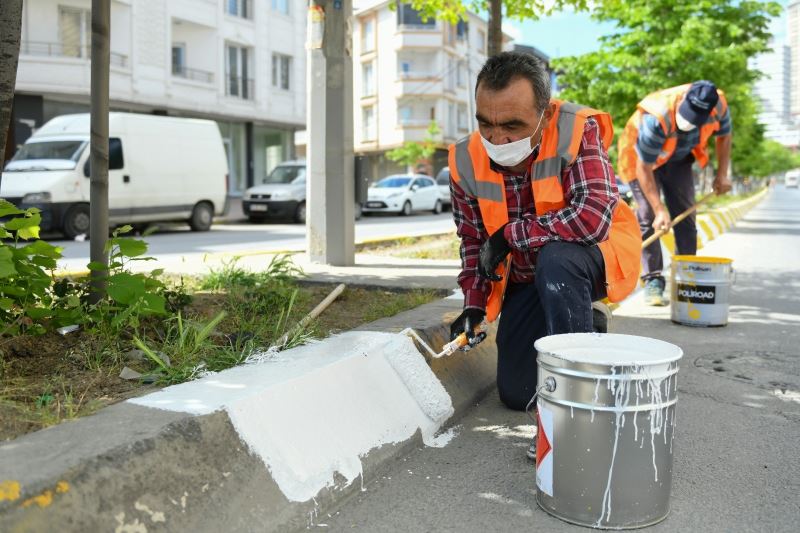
[403,0,588,56]
[386,121,442,169]
[553,0,782,177]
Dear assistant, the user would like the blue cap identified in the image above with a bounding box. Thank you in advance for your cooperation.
[678,81,719,126]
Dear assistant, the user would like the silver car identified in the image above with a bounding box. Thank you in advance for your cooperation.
[243,160,363,223]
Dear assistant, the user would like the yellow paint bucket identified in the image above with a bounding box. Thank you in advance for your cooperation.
[670,256,733,327]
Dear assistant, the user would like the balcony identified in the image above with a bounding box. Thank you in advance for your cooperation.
[172,64,214,84]
[226,74,254,100]
[20,40,128,68]
[394,29,442,49]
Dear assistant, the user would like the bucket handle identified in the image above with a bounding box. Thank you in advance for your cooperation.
[525,376,556,423]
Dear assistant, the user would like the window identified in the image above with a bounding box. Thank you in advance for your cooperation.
[271,0,289,16]
[226,0,251,19]
[226,44,252,99]
[397,3,435,28]
[171,44,186,76]
[448,102,456,136]
[59,6,90,58]
[362,106,376,140]
[458,104,468,131]
[361,18,375,53]
[456,61,466,87]
[362,62,375,96]
[272,54,292,90]
[398,105,412,123]
[477,29,486,53]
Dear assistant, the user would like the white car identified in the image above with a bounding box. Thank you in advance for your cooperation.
[786,170,799,188]
[363,175,443,215]
[435,167,452,209]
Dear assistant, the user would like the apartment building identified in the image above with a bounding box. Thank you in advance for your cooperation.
[7,0,307,194]
[751,43,800,148]
[788,1,800,121]
[352,1,507,182]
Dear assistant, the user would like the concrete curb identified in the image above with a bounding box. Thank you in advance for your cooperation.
[0,297,496,533]
[658,189,768,255]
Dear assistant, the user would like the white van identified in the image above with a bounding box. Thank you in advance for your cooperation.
[1,113,228,238]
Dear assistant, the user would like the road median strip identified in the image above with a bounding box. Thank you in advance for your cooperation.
[0,296,497,532]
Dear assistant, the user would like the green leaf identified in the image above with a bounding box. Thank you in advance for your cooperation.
[5,213,41,231]
[0,284,26,297]
[20,240,63,259]
[107,272,147,304]
[0,248,16,278]
[150,268,165,277]
[31,256,58,269]
[0,201,24,218]
[114,238,148,258]
[26,307,52,320]
[0,297,13,311]
[140,292,167,315]
[87,261,109,272]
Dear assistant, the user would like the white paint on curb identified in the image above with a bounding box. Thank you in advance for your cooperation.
[128,331,454,503]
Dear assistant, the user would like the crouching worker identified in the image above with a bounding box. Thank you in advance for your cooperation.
[447,52,641,458]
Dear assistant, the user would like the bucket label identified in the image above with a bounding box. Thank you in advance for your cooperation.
[536,403,554,497]
[676,283,716,304]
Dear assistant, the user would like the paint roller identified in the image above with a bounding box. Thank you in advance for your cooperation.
[401,322,488,359]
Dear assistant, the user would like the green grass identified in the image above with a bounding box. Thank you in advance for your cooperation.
[697,187,765,211]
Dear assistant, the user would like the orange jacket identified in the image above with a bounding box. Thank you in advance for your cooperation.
[618,84,729,183]
[448,100,642,323]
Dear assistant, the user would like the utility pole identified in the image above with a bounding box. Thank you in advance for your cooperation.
[306,0,355,266]
[89,0,110,302]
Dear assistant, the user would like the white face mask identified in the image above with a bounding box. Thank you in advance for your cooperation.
[480,109,546,167]
[675,111,697,132]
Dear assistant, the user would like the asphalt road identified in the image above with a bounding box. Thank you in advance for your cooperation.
[50,211,455,271]
[318,186,800,532]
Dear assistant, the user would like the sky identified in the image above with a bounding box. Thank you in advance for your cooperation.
[505,1,791,60]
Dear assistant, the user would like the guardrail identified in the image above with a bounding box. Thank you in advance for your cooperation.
[172,65,214,84]
[20,40,128,68]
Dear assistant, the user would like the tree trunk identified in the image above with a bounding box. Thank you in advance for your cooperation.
[487,0,503,57]
[89,0,110,302]
[0,0,23,173]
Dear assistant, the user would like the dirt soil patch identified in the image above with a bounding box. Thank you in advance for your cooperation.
[0,282,443,441]
[359,233,460,260]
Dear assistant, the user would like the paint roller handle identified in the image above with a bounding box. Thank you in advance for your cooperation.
[440,322,488,356]
[640,193,715,249]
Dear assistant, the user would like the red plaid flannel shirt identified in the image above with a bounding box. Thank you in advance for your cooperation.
[452,117,619,311]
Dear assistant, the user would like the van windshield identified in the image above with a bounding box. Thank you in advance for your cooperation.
[264,165,305,184]
[10,140,86,168]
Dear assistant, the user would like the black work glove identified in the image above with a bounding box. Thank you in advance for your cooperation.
[478,224,511,281]
[450,308,486,348]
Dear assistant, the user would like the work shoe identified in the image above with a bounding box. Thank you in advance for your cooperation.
[644,278,667,306]
[592,301,612,333]
[527,433,537,462]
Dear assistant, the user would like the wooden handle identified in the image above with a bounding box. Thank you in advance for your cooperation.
[641,193,715,249]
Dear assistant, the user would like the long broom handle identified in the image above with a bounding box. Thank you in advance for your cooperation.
[640,193,715,249]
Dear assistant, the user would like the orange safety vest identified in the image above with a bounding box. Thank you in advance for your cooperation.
[617,84,728,183]
[448,100,642,323]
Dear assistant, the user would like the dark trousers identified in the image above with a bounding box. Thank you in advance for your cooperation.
[629,155,698,281]
[495,241,606,411]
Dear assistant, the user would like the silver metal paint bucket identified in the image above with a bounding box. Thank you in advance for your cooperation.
[533,333,683,529]
[670,255,734,327]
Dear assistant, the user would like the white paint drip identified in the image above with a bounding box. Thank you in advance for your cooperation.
[428,425,461,448]
[133,501,166,523]
[129,331,454,503]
